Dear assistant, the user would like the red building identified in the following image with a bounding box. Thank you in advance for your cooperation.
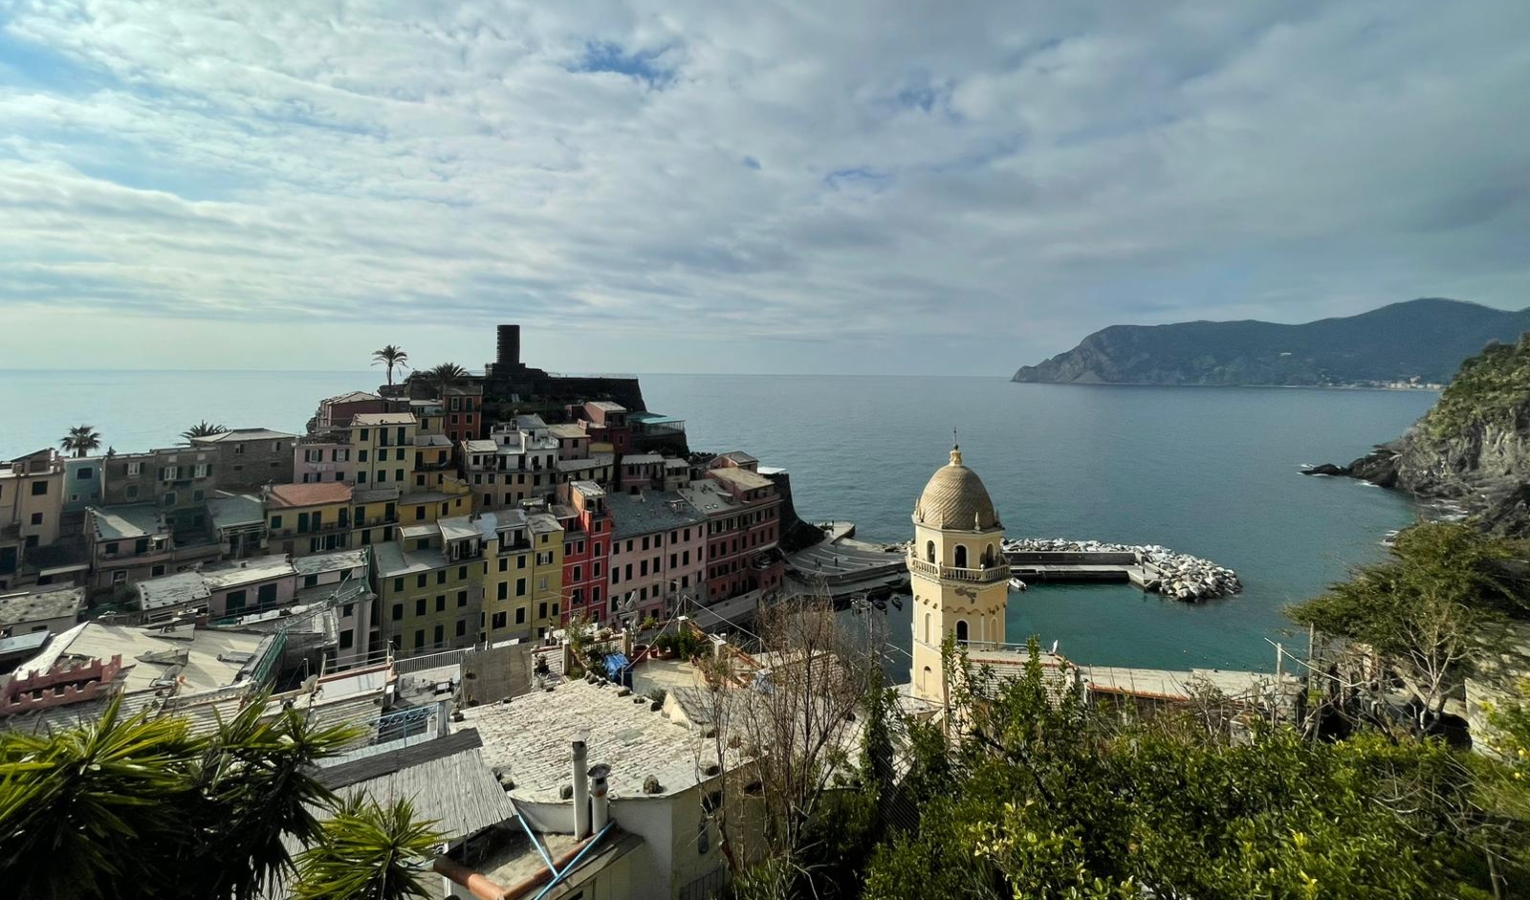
[443,385,483,443]
[558,480,610,625]
[679,455,784,603]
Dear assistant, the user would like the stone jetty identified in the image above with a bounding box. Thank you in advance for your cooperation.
[1002,538,1242,602]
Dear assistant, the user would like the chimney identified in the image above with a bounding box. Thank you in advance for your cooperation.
[572,741,590,838]
[588,763,611,832]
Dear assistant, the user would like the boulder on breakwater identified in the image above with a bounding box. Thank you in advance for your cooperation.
[1001,537,1243,602]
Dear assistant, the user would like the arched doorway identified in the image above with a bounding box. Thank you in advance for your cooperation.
[955,619,969,643]
[925,541,936,563]
[954,545,968,568]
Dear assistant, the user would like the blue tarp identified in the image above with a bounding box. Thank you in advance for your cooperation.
[604,653,633,688]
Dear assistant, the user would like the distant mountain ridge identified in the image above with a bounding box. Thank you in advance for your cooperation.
[1012,299,1530,387]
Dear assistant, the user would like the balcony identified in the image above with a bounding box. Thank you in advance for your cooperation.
[353,515,399,529]
[906,555,1010,585]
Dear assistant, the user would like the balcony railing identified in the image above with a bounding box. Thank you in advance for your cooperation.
[906,555,1010,584]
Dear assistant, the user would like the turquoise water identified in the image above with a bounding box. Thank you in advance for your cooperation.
[0,370,1435,671]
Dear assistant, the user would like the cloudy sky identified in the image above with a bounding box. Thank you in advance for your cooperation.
[1,1,1527,375]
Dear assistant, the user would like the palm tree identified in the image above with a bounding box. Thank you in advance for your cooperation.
[59,424,102,458]
[0,692,367,900]
[182,420,228,442]
[293,796,443,900]
[371,345,409,387]
[425,362,469,399]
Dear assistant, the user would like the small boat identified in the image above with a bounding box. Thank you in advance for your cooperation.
[890,595,903,610]
[1008,577,1028,592]
[1380,530,1400,547]
[872,596,888,611]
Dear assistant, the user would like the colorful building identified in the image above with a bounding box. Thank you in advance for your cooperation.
[557,481,611,626]
[373,522,480,658]
[264,482,354,558]
[349,412,418,490]
[605,489,706,627]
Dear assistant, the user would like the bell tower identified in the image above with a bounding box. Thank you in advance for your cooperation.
[908,443,1009,706]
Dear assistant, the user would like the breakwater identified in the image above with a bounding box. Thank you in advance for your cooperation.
[1002,538,1242,602]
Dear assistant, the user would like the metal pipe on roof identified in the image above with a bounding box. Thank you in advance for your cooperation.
[571,740,590,839]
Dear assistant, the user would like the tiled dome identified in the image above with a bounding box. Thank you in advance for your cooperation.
[913,446,999,531]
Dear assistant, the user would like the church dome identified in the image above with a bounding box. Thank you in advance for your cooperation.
[913,446,1000,531]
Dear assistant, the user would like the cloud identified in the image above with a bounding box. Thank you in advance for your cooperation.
[0,0,1527,373]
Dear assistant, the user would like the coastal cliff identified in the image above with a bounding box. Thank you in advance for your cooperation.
[1307,334,1530,536]
[1013,298,1530,387]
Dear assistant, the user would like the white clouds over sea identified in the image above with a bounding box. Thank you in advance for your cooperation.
[1,1,1527,372]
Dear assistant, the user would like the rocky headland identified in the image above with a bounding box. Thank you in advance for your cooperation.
[1013,298,1530,387]
[1304,333,1530,537]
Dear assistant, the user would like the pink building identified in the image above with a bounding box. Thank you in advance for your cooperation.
[294,440,354,484]
[605,489,707,626]
[311,391,387,433]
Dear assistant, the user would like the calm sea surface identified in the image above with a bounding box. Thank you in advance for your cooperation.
[0,370,1436,671]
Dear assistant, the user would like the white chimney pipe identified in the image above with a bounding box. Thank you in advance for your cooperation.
[572,741,590,838]
[588,763,611,832]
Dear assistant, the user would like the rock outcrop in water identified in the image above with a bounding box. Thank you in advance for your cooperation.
[1305,333,1530,536]
[1013,298,1530,387]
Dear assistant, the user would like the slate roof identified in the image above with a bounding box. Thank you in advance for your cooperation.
[371,541,449,579]
[191,428,296,444]
[607,491,704,541]
[136,571,212,611]
[464,679,742,803]
[89,504,167,540]
[0,587,84,628]
[293,548,370,577]
[207,494,265,531]
[554,453,614,473]
[317,729,515,838]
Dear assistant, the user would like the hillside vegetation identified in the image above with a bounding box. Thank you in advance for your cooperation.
[1013,298,1530,386]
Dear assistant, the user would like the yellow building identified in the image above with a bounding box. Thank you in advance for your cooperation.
[397,477,472,528]
[526,510,565,638]
[264,482,354,558]
[373,518,480,657]
[477,507,565,643]
[413,435,456,492]
[479,509,536,643]
[350,487,400,549]
[349,412,418,492]
[908,445,1009,705]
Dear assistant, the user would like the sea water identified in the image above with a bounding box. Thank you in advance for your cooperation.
[0,370,1435,670]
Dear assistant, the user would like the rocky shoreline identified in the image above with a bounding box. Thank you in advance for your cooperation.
[1301,335,1530,538]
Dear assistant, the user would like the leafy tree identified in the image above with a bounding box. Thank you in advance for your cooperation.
[59,424,102,457]
[294,795,443,900]
[425,362,469,399]
[1289,522,1528,734]
[860,638,1511,900]
[182,419,229,441]
[371,344,410,388]
[0,694,438,900]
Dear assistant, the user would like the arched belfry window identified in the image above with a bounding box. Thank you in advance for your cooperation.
[923,612,931,644]
[925,541,935,563]
[983,543,996,566]
[920,666,931,690]
[954,545,968,568]
[955,619,969,643]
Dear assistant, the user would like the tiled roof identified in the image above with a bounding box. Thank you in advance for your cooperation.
[322,391,381,405]
[265,482,353,509]
[708,467,773,492]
